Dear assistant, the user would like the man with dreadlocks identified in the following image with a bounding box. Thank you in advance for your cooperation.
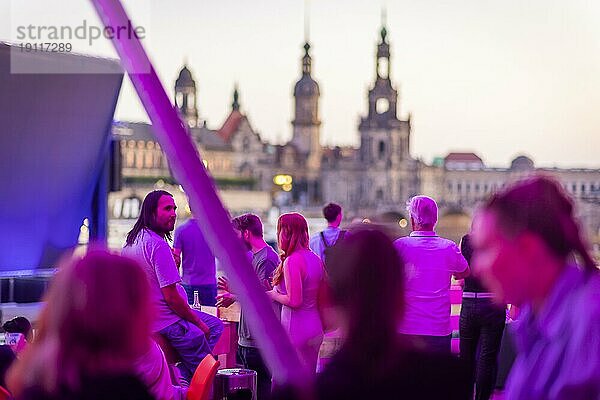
[122,190,223,385]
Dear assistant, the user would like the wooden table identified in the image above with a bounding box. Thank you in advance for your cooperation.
[202,305,241,368]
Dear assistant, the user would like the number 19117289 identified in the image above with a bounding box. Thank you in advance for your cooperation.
[19,42,72,53]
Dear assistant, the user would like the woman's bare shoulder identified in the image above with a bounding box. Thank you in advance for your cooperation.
[286,249,316,264]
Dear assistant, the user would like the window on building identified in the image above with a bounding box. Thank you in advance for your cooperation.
[121,197,140,219]
[145,151,153,168]
[135,150,144,169]
[153,151,162,168]
[378,141,386,159]
[126,150,134,167]
[376,98,389,114]
[112,198,122,219]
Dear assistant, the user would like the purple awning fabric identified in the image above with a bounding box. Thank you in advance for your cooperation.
[0,43,123,269]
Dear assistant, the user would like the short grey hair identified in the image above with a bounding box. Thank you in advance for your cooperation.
[406,195,438,227]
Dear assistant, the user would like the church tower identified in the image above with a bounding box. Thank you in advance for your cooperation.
[366,24,399,124]
[358,19,414,208]
[291,41,322,172]
[174,65,199,128]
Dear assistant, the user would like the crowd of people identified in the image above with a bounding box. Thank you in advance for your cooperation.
[1,175,598,400]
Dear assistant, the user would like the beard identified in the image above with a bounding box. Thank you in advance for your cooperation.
[242,238,252,250]
[151,219,174,237]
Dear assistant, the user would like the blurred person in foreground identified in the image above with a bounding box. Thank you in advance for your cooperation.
[471,175,600,400]
[123,190,223,384]
[2,317,33,350]
[298,227,469,399]
[0,316,33,389]
[395,195,470,353]
[217,213,280,400]
[6,251,154,400]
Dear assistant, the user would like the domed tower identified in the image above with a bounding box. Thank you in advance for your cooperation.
[510,155,535,171]
[174,65,199,128]
[291,41,321,172]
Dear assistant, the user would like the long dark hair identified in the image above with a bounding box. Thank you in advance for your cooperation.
[125,190,174,246]
[326,227,404,364]
[484,175,597,273]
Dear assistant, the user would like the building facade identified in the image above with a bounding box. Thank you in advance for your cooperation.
[321,25,419,214]
[419,152,600,250]
[111,23,600,255]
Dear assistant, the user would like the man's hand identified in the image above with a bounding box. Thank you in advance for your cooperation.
[190,311,210,334]
[194,318,210,335]
[217,276,230,292]
[216,292,235,308]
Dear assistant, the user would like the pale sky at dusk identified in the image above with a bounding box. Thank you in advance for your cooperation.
[3,0,600,168]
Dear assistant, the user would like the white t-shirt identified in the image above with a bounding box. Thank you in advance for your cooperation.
[122,229,182,332]
[394,231,468,336]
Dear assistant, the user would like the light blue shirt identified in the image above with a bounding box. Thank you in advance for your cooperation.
[506,265,600,400]
[173,218,216,286]
[309,226,342,260]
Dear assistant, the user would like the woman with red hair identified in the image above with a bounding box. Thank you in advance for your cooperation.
[268,213,326,374]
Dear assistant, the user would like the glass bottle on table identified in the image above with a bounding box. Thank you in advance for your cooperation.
[192,290,202,310]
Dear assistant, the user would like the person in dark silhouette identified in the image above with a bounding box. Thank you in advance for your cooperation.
[459,233,506,400]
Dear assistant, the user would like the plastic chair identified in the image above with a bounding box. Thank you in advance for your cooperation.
[186,354,220,400]
[0,385,12,400]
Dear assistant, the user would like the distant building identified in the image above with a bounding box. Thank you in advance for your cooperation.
[112,76,275,218]
[110,21,600,255]
[322,24,419,214]
[420,152,600,245]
